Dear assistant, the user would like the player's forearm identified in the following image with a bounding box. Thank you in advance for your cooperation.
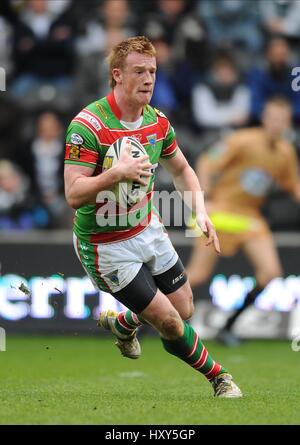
[65,167,122,209]
[173,165,207,215]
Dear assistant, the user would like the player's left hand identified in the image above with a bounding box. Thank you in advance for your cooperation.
[196,212,221,254]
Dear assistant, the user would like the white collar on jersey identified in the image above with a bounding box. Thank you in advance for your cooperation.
[120,115,143,130]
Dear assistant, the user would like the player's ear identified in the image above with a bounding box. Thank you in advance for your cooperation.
[112,68,122,85]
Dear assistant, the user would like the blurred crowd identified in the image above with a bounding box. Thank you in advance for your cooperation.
[0,0,300,230]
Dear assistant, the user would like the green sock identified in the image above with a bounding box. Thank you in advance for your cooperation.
[114,310,144,337]
[161,321,226,380]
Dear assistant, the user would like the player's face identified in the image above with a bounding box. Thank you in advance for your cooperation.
[118,52,156,106]
[262,104,292,136]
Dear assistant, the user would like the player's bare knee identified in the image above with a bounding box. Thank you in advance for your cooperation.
[187,301,195,320]
[179,301,194,321]
[160,312,183,339]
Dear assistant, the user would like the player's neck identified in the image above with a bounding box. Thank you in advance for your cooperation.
[113,89,143,122]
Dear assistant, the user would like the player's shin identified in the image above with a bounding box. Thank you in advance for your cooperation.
[161,321,226,380]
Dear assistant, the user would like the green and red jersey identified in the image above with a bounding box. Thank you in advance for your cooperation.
[65,91,177,243]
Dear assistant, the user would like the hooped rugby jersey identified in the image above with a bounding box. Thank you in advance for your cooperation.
[65,92,178,243]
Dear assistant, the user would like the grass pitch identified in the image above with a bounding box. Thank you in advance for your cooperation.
[0,335,299,425]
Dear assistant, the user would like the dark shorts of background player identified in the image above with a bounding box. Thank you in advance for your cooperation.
[112,258,187,314]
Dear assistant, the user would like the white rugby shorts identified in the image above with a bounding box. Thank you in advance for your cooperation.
[73,213,178,293]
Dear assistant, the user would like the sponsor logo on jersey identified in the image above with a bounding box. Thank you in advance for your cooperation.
[77,112,102,131]
[131,134,143,142]
[96,103,108,120]
[154,107,167,118]
[147,133,157,145]
[103,155,113,170]
[69,144,81,159]
[70,133,84,145]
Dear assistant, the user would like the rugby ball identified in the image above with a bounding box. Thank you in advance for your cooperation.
[102,136,151,208]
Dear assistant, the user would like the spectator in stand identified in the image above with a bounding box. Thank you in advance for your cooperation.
[143,0,212,72]
[191,53,250,133]
[0,16,13,78]
[76,0,136,56]
[0,159,49,230]
[74,0,137,108]
[197,0,263,55]
[0,95,23,160]
[17,111,70,228]
[142,0,190,47]
[46,0,71,17]
[260,0,300,40]
[247,37,300,123]
[10,0,75,99]
[150,37,178,120]
[143,0,212,122]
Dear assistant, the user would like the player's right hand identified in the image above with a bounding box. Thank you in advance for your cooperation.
[116,143,152,186]
[196,211,221,254]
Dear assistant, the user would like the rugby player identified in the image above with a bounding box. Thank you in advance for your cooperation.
[64,36,242,397]
[187,97,300,346]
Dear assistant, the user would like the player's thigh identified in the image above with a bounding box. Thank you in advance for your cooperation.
[242,234,283,285]
[74,234,116,294]
[111,263,184,338]
[166,280,194,320]
[111,264,157,314]
[152,258,193,320]
[74,234,142,296]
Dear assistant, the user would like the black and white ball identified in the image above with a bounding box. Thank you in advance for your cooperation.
[102,136,151,208]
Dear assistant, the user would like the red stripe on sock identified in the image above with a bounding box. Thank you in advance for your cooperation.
[192,345,205,368]
[117,313,135,332]
[205,361,216,377]
[187,333,199,358]
[132,313,142,326]
[123,312,138,329]
[206,363,222,380]
[196,349,208,370]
